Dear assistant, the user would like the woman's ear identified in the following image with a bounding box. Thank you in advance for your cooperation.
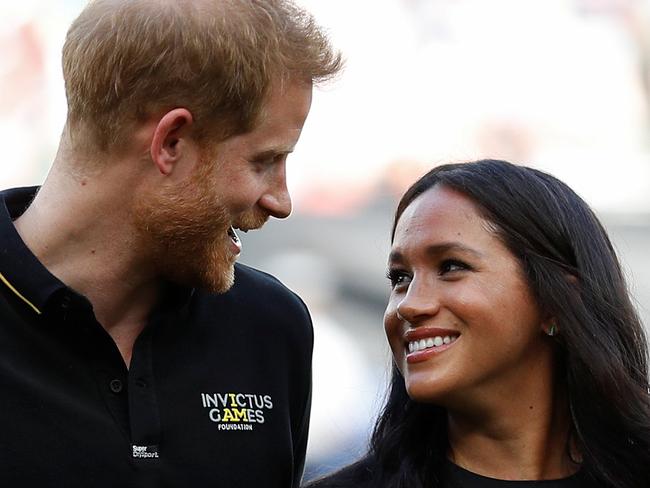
[149,108,194,175]
[541,273,579,337]
[566,273,579,287]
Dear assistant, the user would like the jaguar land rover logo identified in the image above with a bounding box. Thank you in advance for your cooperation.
[200,392,274,431]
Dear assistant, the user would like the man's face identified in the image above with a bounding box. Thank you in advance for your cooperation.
[134,79,313,293]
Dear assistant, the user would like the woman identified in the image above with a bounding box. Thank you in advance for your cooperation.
[306,160,650,487]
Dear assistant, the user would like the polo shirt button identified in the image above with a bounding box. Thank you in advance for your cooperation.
[135,379,148,388]
[60,295,71,310]
[109,379,123,394]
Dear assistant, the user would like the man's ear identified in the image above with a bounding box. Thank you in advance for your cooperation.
[150,108,194,175]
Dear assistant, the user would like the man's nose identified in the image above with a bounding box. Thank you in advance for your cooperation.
[259,164,292,219]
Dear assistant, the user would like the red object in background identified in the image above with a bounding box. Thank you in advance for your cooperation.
[0,22,45,115]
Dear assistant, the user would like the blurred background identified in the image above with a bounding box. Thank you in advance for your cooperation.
[2,0,650,481]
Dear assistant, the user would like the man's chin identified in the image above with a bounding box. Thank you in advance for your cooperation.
[163,260,235,295]
[199,263,236,294]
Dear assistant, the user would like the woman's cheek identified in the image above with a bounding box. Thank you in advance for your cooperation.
[384,303,404,361]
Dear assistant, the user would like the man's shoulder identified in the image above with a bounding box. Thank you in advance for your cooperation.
[230,262,307,309]
[191,262,313,340]
[232,262,292,290]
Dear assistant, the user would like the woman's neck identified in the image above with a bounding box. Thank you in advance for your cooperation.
[446,383,580,480]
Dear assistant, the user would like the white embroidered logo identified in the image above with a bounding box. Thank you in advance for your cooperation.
[132,445,160,459]
[200,392,274,431]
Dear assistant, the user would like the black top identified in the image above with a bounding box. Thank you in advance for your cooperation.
[304,458,590,488]
[0,187,313,487]
[445,461,588,488]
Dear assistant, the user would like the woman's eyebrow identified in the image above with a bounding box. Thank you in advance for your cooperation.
[388,242,484,264]
[387,250,404,265]
[424,242,484,259]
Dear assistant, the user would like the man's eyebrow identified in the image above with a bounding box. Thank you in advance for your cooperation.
[252,148,293,161]
[388,241,484,264]
[251,145,295,161]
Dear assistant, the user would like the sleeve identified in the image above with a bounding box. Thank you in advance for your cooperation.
[292,382,312,487]
[292,296,314,487]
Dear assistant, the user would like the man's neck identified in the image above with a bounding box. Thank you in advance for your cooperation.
[13,159,160,367]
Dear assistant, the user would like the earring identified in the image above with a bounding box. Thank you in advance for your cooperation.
[546,323,558,337]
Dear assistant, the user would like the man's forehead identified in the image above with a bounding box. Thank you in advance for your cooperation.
[258,79,313,116]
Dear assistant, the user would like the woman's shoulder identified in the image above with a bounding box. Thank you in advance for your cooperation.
[303,459,375,488]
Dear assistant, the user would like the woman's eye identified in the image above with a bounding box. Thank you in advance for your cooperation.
[386,269,411,289]
[439,259,470,275]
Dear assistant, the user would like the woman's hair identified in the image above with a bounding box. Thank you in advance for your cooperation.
[306,159,650,488]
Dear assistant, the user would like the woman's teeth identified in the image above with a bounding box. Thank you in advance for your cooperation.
[408,335,457,353]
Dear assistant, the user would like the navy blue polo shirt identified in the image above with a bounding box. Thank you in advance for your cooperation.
[0,187,313,487]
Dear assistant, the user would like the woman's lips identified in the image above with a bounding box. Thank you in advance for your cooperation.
[403,327,460,363]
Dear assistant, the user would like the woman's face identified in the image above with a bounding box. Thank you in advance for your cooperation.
[384,185,555,410]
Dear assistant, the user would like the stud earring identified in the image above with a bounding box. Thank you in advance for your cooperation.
[546,323,558,337]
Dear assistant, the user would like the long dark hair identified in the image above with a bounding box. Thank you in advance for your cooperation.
[306,160,650,488]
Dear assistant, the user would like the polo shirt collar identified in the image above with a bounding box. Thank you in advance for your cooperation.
[0,187,68,315]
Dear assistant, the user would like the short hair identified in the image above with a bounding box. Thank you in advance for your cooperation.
[62,0,342,153]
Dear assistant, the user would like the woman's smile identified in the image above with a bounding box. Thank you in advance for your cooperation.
[384,184,554,408]
[404,327,461,363]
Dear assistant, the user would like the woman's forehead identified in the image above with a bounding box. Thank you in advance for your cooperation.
[391,186,510,260]
[395,186,484,235]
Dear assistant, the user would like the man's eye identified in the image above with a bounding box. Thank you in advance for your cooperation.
[386,269,411,288]
[439,259,470,275]
[253,154,285,166]
[253,158,274,166]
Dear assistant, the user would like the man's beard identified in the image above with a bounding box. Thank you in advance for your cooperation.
[132,161,266,294]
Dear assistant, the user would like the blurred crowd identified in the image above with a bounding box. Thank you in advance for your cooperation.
[2,0,650,480]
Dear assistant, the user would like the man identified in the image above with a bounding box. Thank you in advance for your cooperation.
[0,0,341,486]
